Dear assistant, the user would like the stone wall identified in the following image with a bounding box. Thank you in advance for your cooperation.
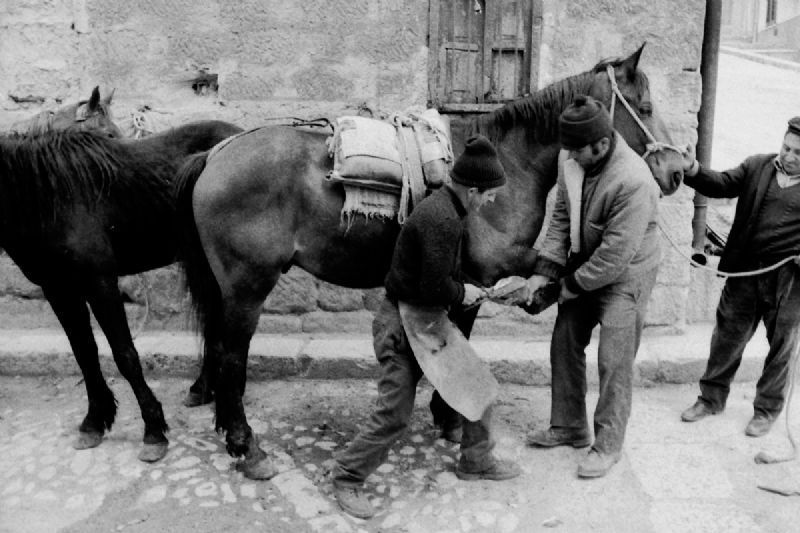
[0,0,709,336]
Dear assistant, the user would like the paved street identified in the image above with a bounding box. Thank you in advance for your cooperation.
[711,52,800,169]
[1,375,799,533]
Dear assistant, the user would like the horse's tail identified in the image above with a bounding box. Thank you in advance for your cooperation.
[174,151,219,340]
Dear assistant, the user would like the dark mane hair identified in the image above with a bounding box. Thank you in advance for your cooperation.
[469,56,650,145]
[0,130,171,236]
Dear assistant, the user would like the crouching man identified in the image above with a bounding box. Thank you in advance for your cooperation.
[331,135,521,519]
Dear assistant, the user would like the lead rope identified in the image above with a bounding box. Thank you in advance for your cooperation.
[605,64,799,470]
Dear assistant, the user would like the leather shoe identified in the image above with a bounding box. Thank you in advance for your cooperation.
[680,399,720,422]
[745,415,774,437]
[333,484,375,519]
[455,458,521,481]
[526,426,591,448]
[577,449,620,479]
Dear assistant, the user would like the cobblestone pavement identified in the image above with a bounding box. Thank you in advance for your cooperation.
[1,375,798,533]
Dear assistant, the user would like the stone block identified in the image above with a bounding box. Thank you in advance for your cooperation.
[264,269,318,314]
[301,311,373,334]
[646,285,688,327]
[316,282,364,312]
[0,254,42,299]
[256,314,304,335]
[119,265,187,315]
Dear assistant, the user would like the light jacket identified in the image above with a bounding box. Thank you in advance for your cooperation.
[533,132,661,293]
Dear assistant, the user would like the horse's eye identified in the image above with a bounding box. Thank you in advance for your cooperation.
[638,103,653,117]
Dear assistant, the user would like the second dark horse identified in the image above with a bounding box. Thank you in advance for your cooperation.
[0,119,242,462]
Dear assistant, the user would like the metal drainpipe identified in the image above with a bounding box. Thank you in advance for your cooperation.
[692,0,722,265]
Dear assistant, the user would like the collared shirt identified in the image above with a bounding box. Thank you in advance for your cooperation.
[773,157,800,188]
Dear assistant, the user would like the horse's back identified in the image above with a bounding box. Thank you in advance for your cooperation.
[191,125,397,288]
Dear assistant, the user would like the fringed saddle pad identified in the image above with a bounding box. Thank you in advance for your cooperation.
[327,109,453,224]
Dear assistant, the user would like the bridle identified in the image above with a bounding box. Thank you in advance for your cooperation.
[605,64,683,160]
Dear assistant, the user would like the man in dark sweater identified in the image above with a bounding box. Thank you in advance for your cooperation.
[331,135,521,519]
[680,117,800,437]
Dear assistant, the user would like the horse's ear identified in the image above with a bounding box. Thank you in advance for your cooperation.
[104,88,116,106]
[87,86,101,111]
[621,42,646,79]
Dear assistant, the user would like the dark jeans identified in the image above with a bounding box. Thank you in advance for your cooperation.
[549,268,658,455]
[698,262,800,418]
[333,298,495,487]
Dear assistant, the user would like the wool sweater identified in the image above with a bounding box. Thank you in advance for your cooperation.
[384,185,466,307]
[533,133,661,293]
[686,154,800,272]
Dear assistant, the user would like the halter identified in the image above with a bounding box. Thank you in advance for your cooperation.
[605,65,682,160]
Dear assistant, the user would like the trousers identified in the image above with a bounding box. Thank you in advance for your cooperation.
[333,298,494,486]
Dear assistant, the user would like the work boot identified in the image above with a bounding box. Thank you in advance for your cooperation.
[440,424,463,444]
[745,414,774,437]
[455,457,522,481]
[333,484,375,519]
[577,449,621,479]
[680,399,721,422]
[526,426,591,448]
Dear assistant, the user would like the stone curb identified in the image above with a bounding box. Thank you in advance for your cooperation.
[0,325,770,386]
[721,45,800,72]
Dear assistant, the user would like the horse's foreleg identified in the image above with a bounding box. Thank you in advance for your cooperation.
[42,284,116,450]
[86,276,168,462]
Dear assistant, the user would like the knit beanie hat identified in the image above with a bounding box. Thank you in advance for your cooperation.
[450,135,506,190]
[558,95,614,150]
[787,116,800,136]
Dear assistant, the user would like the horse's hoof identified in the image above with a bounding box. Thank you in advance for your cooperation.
[183,391,213,408]
[138,442,169,463]
[235,457,277,480]
[73,431,103,450]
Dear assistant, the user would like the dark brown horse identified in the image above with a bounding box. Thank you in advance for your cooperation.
[174,45,685,478]
[0,119,242,462]
[11,86,123,138]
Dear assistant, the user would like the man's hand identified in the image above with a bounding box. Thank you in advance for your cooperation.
[558,279,579,304]
[462,283,484,306]
[523,275,553,305]
[682,143,698,175]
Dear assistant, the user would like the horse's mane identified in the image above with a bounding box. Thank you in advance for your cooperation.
[0,130,171,236]
[469,56,650,144]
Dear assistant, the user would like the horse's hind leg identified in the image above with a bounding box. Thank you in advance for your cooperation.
[215,270,281,480]
[42,284,116,450]
[184,319,222,407]
[86,276,169,462]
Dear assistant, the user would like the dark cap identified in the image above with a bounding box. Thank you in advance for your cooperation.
[558,95,614,150]
[450,135,506,190]
[787,117,800,136]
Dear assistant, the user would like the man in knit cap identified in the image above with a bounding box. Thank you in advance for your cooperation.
[331,135,520,519]
[523,95,661,478]
[680,117,800,437]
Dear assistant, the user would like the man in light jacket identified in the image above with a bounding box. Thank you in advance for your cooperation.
[524,95,661,478]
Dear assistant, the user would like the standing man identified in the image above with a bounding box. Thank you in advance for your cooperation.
[524,95,661,478]
[680,117,800,437]
[331,135,521,519]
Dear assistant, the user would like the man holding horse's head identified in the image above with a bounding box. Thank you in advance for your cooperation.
[330,135,520,519]
[522,95,661,478]
[679,117,800,438]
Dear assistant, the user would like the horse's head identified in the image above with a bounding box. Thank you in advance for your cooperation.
[50,86,124,139]
[587,44,684,196]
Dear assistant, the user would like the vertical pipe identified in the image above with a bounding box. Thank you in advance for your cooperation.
[692,0,722,265]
